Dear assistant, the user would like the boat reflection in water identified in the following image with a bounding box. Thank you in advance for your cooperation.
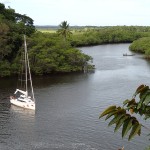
[10,105,35,120]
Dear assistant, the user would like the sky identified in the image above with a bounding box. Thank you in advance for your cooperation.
[0,0,150,26]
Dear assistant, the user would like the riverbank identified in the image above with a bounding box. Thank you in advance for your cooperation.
[2,26,150,77]
[129,37,150,59]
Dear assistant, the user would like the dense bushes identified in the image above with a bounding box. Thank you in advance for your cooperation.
[129,37,150,56]
[0,3,35,77]
[28,32,93,75]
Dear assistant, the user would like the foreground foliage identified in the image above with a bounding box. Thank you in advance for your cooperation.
[100,84,150,141]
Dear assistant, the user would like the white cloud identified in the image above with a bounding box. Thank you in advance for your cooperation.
[0,0,10,4]
[1,0,150,26]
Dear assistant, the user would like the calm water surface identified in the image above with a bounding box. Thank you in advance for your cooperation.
[0,44,150,150]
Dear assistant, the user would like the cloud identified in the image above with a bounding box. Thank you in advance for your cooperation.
[0,0,11,4]
[1,0,150,26]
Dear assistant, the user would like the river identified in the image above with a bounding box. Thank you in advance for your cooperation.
[0,44,150,150]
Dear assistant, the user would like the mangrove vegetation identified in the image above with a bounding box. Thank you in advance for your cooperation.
[129,37,150,58]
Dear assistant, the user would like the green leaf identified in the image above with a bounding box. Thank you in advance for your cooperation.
[139,109,144,116]
[137,90,150,110]
[134,85,149,99]
[137,91,148,109]
[122,118,133,138]
[137,101,143,110]
[141,104,146,111]
[127,99,136,107]
[105,110,118,120]
[136,84,145,93]
[146,106,150,112]
[128,123,141,141]
[123,99,130,106]
[108,113,125,126]
[143,94,150,105]
[114,115,129,132]
[99,105,116,119]
[139,89,150,100]
[134,85,145,97]
[139,86,149,99]
[105,108,126,121]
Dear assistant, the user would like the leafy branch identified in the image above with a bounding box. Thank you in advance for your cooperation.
[99,84,150,141]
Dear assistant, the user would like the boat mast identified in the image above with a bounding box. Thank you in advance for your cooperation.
[24,35,28,97]
[24,35,35,101]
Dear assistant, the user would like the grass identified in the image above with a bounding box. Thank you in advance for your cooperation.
[37,28,57,33]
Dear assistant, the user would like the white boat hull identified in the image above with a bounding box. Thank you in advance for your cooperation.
[10,97,35,110]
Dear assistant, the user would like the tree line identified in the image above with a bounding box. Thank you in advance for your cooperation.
[1,2,150,77]
[69,26,150,46]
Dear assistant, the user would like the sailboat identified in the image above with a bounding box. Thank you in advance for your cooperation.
[10,35,35,110]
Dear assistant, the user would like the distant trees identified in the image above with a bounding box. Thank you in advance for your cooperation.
[70,26,150,47]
